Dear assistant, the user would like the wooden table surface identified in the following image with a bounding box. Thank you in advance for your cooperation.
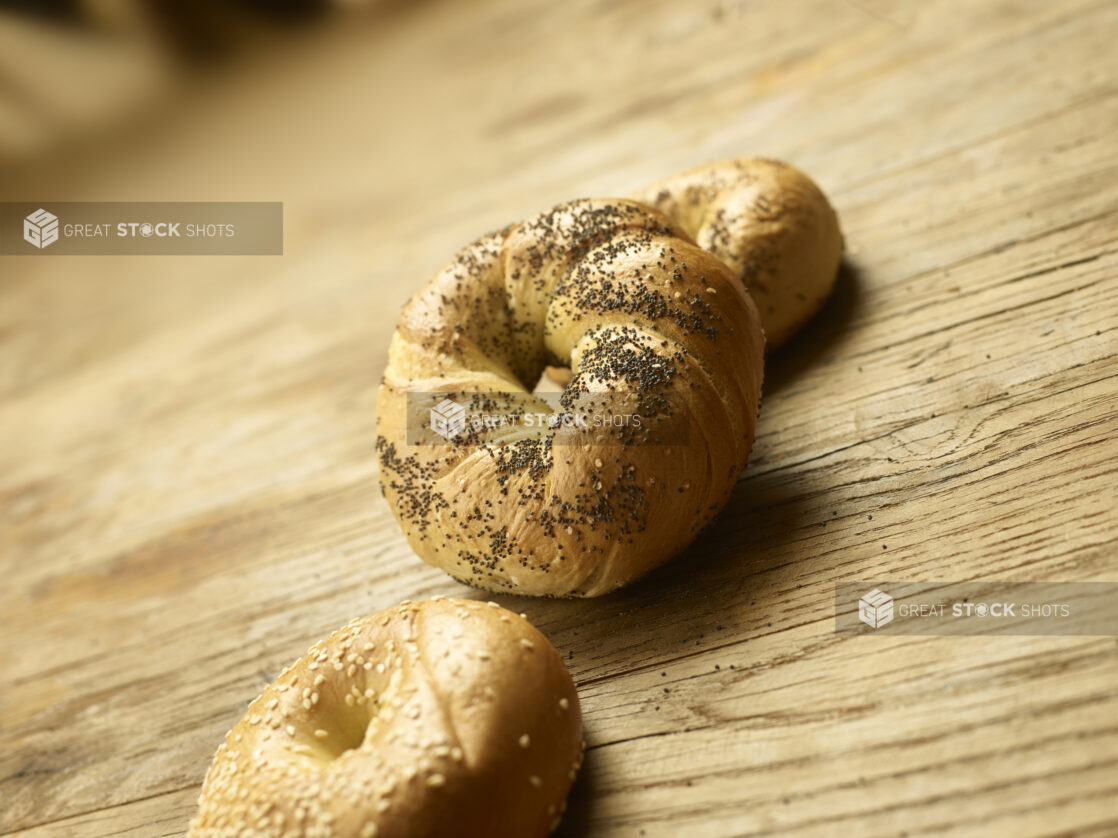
[2,0,1117,835]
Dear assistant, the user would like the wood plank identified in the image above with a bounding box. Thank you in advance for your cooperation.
[6,788,198,838]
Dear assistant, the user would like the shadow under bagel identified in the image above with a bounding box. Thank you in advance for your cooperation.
[761,259,863,398]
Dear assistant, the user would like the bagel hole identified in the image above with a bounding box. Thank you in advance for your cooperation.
[298,696,380,763]
[534,364,572,395]
[326,713,373,760]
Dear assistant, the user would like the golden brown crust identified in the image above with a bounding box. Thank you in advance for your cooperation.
[376,199,765,596]
[189,598,583,838]
[630,158,843,350]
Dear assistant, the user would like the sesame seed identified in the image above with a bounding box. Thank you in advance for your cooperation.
[559,697,570,710]
[529,775,542,788]
[519,734,531,748]
[427,773,446,787]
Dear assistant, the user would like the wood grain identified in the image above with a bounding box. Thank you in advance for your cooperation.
[1,0,1116,835]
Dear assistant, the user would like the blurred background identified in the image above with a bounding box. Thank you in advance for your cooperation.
[0,0,393,165]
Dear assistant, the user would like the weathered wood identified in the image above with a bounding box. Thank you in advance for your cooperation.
[2,0,1116,834]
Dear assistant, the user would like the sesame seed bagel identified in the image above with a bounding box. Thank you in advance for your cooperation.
[631,158,844,351]
[189,598,583,838]
[377,198,764,596]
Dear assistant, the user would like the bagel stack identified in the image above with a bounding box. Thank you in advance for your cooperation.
[189,598,583,838]
[377,198,766,596]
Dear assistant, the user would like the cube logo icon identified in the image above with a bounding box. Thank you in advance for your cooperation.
[859,588,894,629]
[430,398,466,440]
[24,208,59,249]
